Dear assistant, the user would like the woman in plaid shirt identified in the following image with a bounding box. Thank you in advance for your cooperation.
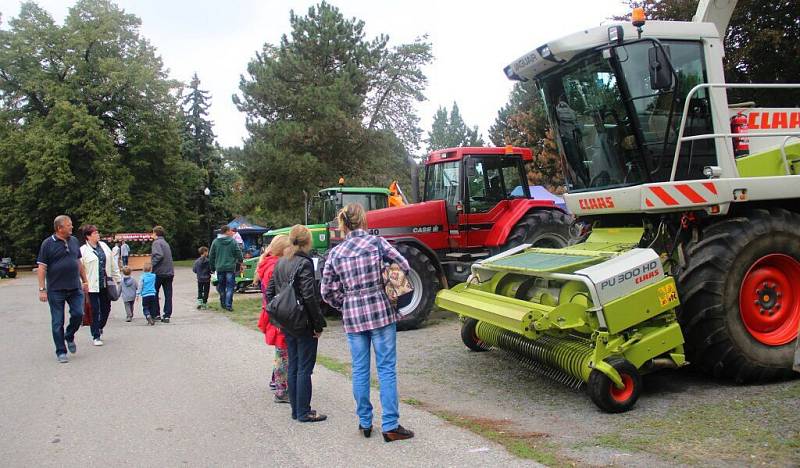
[321,203,415,442]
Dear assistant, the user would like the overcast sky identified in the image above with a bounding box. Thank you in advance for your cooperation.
[0,0,629,152]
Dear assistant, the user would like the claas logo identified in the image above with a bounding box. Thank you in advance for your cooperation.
[579,197,615,210]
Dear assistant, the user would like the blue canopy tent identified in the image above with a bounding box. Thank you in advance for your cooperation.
[225,217,270,257]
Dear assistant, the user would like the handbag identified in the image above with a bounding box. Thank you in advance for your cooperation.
[82,293,93,326]
[106,278,121,301]
[377,240,414,315]
[267,261,307,333]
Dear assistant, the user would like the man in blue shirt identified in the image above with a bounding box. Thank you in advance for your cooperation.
[37,215,90,363]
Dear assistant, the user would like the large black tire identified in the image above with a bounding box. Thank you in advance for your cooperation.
[460,318,489,352]
[494,209,573,254]
[394,243,441,331]
[677,208,800,382]
[587,358,642,413]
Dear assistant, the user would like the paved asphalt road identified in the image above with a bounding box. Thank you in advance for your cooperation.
[0,268,536,467]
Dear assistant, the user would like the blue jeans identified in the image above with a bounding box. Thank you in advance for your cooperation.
[346,322,399,432]
[217,271,235,309]
[47,288,84,356]
[285,334,318,420]
[89,288,111,339]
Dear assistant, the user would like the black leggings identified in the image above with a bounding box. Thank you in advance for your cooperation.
[197,281,210,303]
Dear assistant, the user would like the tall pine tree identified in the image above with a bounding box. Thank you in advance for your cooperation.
[234,2,431,226]
[426,102,484,152]
[177,73,232,253]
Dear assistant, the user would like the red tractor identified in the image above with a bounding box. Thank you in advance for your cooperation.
[332,146,574,329]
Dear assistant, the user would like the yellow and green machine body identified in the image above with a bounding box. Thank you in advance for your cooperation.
[436,228,686,412]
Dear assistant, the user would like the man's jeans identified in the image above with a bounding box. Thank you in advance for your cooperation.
[155,275,174,318]
[285,334,318,420]
[121,255,128,267]
[88,288,111,339]
[217,271,235,309]
[346,322,399,432]
[47,288,84,356]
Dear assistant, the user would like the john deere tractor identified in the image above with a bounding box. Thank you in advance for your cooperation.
[436,0,800,412]
[263,186,392,255]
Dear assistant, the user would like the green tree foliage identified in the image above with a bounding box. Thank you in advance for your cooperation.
[617,0,800,105]
[489,81,564,190]
[234,2,431,226]
[0,1,192,260]
[426,102,484,152]
[177,73,234,254]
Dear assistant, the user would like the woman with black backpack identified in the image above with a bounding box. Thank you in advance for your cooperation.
[265,224,327,423]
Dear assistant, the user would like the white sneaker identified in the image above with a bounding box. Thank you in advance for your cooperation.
[93,338,104,346]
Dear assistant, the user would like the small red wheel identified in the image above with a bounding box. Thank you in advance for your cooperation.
[588,358,642,413]
[739,253,800,346]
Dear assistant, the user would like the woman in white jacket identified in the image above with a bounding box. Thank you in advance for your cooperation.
[80,225,122,346]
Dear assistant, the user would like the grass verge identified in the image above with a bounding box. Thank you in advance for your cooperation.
[588,383,800,466]
[173,259,196,268]
[424,405,574,466]
[207,295,262,331]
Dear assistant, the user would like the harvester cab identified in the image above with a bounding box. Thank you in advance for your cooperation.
[437,0,800,412]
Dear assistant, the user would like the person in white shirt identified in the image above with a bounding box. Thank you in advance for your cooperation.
[79,225,121,346]
[111,242,121,269]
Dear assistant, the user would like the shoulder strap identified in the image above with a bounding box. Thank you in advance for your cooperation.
[287,260,303,286]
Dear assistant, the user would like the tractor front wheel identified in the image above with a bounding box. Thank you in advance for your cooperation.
[494,209,573,254]
[394,243,440,331]
[677,208,800,382]
[587,358,642,413]
[460,318,489,352]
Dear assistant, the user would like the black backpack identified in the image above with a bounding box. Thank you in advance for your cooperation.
[268,261,307,333]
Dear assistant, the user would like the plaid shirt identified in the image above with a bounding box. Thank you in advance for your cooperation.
[321,230,410,334]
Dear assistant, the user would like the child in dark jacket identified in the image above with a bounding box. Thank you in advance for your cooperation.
[139,263,157,326]
[192,246,211,309]
[120,267,139,322]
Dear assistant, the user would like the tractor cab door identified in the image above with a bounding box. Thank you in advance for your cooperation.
[424,160,465,242]
[462,155,528,248]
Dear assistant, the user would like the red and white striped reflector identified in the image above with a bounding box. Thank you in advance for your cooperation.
[643,182,718,208]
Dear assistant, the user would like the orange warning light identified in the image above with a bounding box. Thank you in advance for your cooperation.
[632,7,646,28]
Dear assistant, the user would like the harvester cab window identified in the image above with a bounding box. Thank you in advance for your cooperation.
[425,161,461,208]
[545,55,640,192]
[616,40,713,181]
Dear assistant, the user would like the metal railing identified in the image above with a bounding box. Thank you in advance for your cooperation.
[669,83,800,181]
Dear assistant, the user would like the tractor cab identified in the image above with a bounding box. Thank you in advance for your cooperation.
[423,146,542,249]
[311,187,390,226]
[265,186,391,254]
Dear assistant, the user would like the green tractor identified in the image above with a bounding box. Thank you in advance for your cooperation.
[216,187,391,294]
[437,1,800,412]
[263,186,392,255]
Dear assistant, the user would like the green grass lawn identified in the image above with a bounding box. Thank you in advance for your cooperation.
[173,259,196,268]
[206,295,263,330]
[584,382,800,466]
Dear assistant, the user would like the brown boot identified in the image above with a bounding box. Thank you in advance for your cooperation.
[382,424,414,442]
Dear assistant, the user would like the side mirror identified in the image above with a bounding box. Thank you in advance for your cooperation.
[648,45,673,90]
